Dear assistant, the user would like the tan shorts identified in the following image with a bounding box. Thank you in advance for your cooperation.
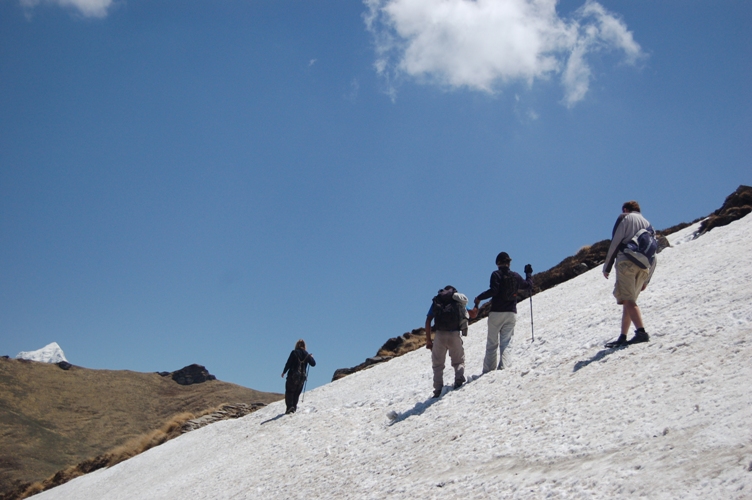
[613,260,649,304]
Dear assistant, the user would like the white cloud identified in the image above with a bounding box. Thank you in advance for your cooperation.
[346,78,361,102]
[20,0,114,18]
[364,0,643,105]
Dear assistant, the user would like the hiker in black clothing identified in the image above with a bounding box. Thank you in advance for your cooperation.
[474,252,533,373]
[281,339,316,414]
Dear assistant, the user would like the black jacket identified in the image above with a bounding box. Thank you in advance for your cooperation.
[282,348,316,380]
[475,267,533,314]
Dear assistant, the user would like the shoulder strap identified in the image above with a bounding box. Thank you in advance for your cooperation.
[611,213,627,239]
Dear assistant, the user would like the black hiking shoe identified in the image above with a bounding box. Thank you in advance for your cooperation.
[432,389,441,398]
[605,334,628,348]
[628,328,650,344]
[453,376,465,389]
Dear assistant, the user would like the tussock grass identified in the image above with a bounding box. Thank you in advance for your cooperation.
[8,410,220,499]
[108,411,196,462]
[376,330,426,358]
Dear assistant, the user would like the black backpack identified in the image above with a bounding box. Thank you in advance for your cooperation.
[496,268,518,302]
[432,286,462,331]
[290,350,308,382]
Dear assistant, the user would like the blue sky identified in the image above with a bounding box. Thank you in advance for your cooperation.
[1,0,749,393]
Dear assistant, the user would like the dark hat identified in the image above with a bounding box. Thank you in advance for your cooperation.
[495,252,511,264]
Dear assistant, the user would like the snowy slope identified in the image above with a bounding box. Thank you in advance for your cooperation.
[35,217,752,499]
[16,342,67,364]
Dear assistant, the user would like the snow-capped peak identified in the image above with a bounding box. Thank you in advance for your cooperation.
[16,342,68,364]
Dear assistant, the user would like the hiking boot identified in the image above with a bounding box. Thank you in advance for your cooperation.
[432,389,441,398]
[628,328,649,344]
[453,378,465,389]
[605,334,628,348]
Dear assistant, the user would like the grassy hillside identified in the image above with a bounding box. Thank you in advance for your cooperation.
[0,358,281,497]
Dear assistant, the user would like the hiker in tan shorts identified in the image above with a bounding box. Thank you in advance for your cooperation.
[603,201,658,347]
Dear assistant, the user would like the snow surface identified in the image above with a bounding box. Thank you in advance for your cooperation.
[35,217,752,499]
[16,342,67,364]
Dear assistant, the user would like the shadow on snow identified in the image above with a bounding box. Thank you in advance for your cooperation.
[573,346,626,372]
[260,413,287,425]
[388,396,442,426]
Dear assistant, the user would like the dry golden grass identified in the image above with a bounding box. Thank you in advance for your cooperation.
[0,358,281,499]
[376,332,426,358]
[11,410,216,499]
[8,408,217,500]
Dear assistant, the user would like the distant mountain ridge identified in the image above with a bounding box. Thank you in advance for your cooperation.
[0,359,282,499]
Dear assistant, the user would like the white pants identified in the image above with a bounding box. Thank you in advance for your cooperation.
[483,312,516,373]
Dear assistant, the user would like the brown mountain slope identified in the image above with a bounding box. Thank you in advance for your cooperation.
[0,358,281,497]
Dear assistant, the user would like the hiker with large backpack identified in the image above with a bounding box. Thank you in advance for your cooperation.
[425,286,471,398]
[473,252,533,374]
[603,200,658,347]
[281,339,316,414]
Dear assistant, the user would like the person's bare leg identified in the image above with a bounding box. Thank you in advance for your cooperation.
[621,305,632,337]
[623,300,644,332]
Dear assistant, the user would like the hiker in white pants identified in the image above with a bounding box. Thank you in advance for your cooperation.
[473,252,533,374]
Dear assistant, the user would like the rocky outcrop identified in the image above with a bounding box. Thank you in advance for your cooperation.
[332,356,393,382]
[180,403,267,433]
[697,185,752,235]
[169,364,216,386]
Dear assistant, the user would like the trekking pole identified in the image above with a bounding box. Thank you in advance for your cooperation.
[525,264,534,342]
[301,363,310,402]
[529,291,535,342]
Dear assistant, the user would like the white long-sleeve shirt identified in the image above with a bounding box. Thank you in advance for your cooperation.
[603,211,657,284]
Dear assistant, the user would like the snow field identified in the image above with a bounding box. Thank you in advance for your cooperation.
[36,217,752,499]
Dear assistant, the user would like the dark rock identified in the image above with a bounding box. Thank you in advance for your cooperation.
[573,263,589,275]
[180,403,267,433]
[1,355,9,360]
[332,367,356,381]
[365,356,392,366]
[656,235,671,253]
[380,336,404,352]
[56,361,72,370]
[698,185,752,235]
[170,364,216,385]
[157,371,170,377]
[331,356,393,382]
